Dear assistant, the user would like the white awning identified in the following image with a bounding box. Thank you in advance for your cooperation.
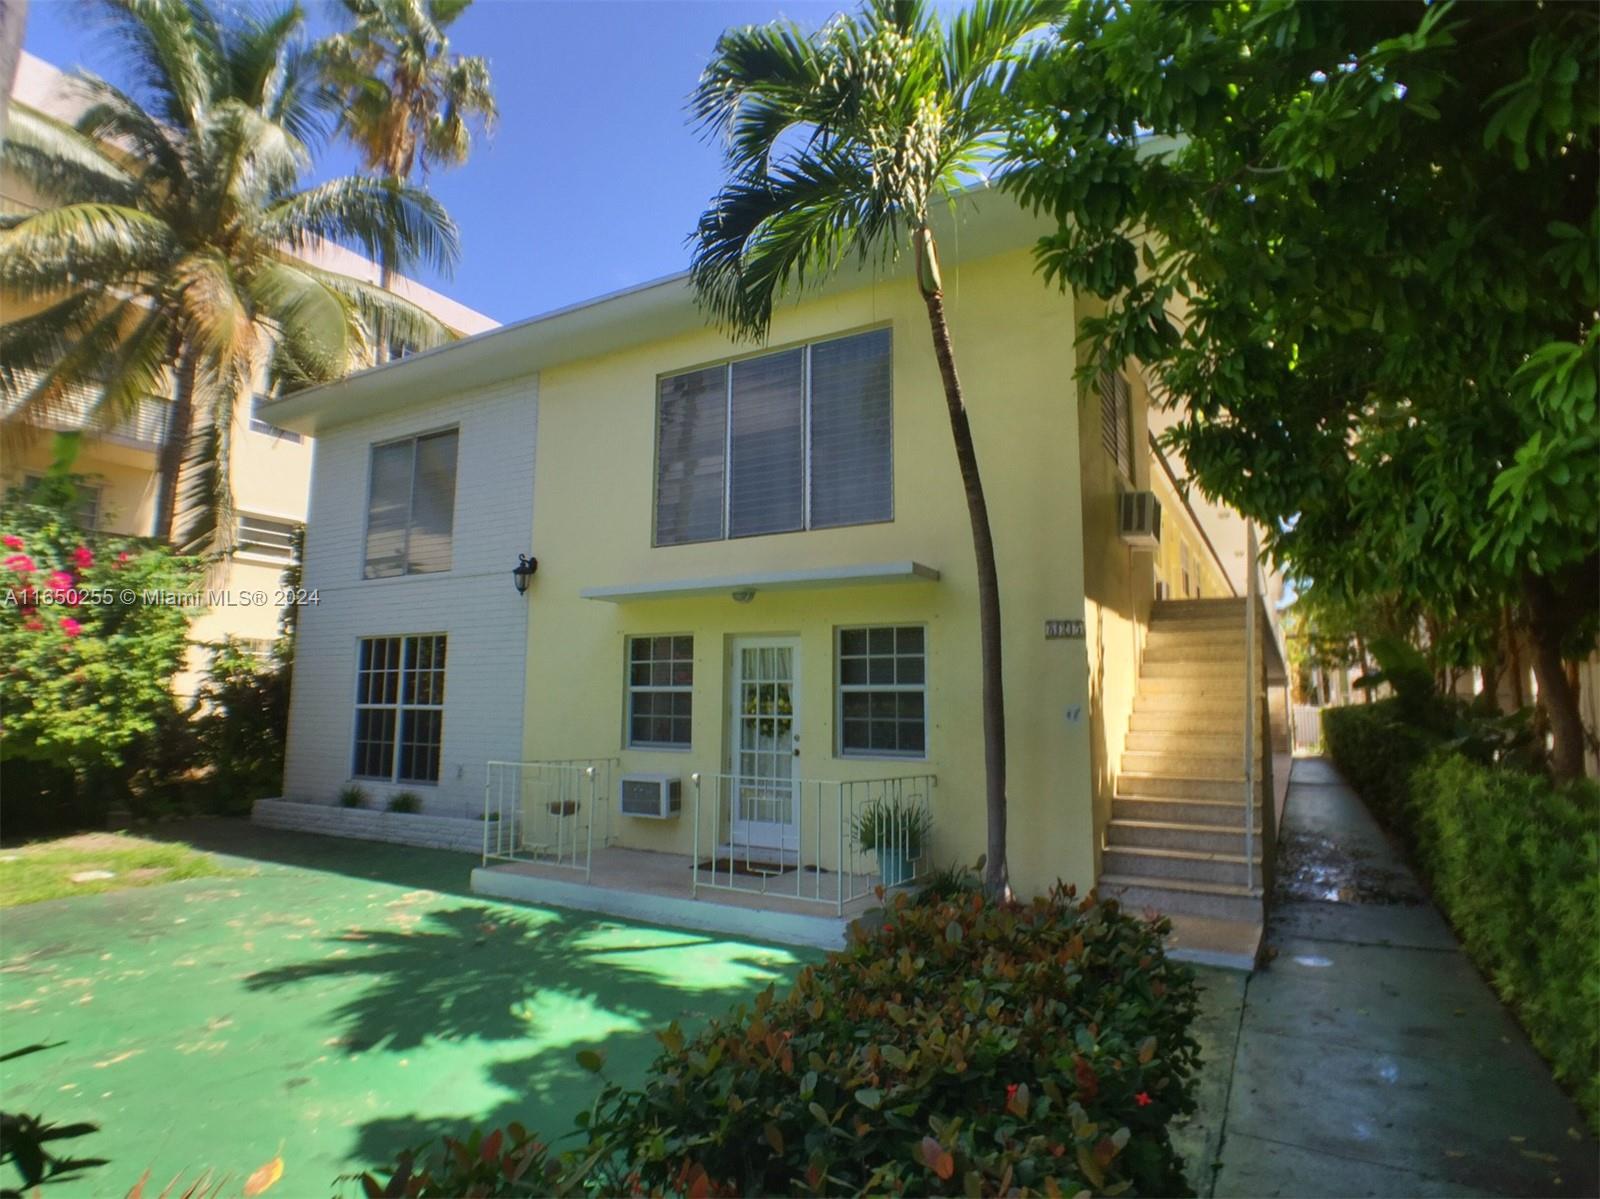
[579,560,940,603]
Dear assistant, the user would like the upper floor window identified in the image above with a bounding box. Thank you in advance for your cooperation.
[23,474,101,530]
[653,328,892,546]
[364,429,459,578]
[249,394,303,444]
[1099,369,1134,481]
[236,513,300,563]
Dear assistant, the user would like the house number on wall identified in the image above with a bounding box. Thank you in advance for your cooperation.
[1044,619,1086,640]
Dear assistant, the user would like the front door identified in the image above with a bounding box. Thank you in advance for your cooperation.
[729,637,800,854]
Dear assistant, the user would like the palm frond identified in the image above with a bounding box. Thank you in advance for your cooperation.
[247,258,367,382]
[1,103,140,206]
[258,175,460,273]
[74,72,188,186]
[0,202,177,298]
[692,21,828,170]
[90,0,221,131]
[173,251,258,375]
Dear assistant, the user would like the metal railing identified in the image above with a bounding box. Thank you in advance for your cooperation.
[2,383,173,448]
[1242,525,1280,894]
[691,772,936,914]
[482,758,620,881]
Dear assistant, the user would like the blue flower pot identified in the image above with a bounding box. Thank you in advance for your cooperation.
[879,850,916,888]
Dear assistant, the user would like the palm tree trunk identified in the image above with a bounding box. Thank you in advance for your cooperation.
[153,343,198,542]
[916,226,1009,897]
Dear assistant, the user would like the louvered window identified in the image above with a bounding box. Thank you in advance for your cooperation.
[364,429,458,577]
[653,329,892,545]
[1099,369,1134,480]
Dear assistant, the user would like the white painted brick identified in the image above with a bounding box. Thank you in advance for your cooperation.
[252,798,489,854]
[282,375,537,816]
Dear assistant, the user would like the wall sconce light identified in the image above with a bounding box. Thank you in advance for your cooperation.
[512,554,538,595]
[731,587,756,604]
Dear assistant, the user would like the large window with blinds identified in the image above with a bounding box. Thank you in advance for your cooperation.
[364,429,459,578]
[653,328,892,545]
[1099,369,1135,481]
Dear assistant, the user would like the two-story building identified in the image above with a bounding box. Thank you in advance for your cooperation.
[259,188,1287,967]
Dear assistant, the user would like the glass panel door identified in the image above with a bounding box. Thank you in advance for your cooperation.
[729,637,800,853]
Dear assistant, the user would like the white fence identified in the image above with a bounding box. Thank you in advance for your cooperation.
[482,758,620,880]
[690,771,936,914]
[1292,704,1323,750]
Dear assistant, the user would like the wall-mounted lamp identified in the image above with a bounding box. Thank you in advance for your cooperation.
[731,587,756,604]
[512,554,538,595]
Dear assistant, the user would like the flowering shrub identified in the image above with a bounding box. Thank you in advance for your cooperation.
[363,886,1202,1197]
[0,476,200,777]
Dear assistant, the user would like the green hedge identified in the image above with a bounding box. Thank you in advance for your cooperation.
[1410,754,1600,1124]
[364,886,1205,1197]
[1324,702,1600,1126]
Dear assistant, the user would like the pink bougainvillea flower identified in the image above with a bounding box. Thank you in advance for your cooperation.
[2,535,23,550]
[58,617,82,637]
[5,553,36,574]
[1134,1091,1153,1107]
[116,551,131,567]
[23,618,45,632]
[72,545,93,569]
[46,571,74,592]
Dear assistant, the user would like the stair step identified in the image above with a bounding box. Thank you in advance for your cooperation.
[1125,731,1246,755]
[1117,772,1251,800]
[1104,845,1261,886]
[1128,711,1246,734]
[1141,642,1247,664]
[1119,751,1247,779]
[1107,818,1261,853]
[1162,912,1263,971]
[1137,676,1248,697]
[1141,659,1247,679]
[1113,795,1254,826]
[1100,872,1264,922]
[1152,599,1245,617]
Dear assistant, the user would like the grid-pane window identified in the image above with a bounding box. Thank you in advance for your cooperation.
[654,329,892,546]
[838,625,926,758]
[1099,369,1134,480]
[363,429,459,578]
[249,394,303,443]
[353,634,446,781]
[236,513,300,562]
[627,635,693,748]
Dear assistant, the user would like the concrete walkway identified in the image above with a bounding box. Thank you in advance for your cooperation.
[1180,757,1597,1198]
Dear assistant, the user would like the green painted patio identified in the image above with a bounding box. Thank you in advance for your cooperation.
[0,823,815,1196]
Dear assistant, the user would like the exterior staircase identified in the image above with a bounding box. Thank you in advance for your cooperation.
[1101,597,1270,969]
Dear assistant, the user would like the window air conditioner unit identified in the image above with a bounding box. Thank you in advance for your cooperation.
[619,772,682,819]
[1119,490,1162,548]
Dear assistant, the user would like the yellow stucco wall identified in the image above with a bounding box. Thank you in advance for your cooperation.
[1151,454,1231,601]
[524,248,1100,899]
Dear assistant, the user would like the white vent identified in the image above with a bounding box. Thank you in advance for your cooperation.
[1119,490,1162,547]
[619,772,682,819]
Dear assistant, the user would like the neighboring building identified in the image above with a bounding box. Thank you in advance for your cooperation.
[261,188,1288,967]
[0,53,497,695]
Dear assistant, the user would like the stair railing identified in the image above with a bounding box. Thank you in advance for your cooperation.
[1243,523,1258,892]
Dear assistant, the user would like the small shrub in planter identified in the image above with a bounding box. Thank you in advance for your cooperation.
[337,784,368,809]
[363,884,1203,1196]
[854,794,933,886]
[387,791,423,814]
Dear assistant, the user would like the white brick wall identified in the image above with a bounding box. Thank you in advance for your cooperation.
[282,374,537,818]
[253,798,487,854]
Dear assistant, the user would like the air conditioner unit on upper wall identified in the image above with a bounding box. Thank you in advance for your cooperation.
[619,772,682,819]
[1119,490,1162,548]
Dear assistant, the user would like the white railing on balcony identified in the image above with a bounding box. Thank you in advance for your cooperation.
[691,771,936,914]
[1,382,173,448]
[482,758,620,881]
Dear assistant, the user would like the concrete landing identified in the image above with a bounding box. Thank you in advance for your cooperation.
[1179,757,1597,1198]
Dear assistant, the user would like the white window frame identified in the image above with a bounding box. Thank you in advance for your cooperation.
[362,426,460,579]
[625,634,694,750]
[352,633,447,784]
[652,327,894,546]
[835,624,928,761]
[235,512,300,564]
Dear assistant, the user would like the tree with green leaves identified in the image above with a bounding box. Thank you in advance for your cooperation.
[0,0,459,552]
[689,0,1056,894]
[1004,0,1599,777]
[318,0,494,305]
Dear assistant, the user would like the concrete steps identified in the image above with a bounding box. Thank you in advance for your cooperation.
[1099,598,1264,968]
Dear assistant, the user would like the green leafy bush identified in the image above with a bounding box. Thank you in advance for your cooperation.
[364,885,1203,1197]
[338,784,369,809]
[1409,754,1600,1124]
[387,791,423,814]
[1321,701,1440,838]
[192,640,290,813]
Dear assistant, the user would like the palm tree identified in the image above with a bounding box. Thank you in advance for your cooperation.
[317,0,494,318]
[0,0,458,552]
[690,0,1054,896]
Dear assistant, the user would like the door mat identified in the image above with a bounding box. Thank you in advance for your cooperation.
[693,858,818,878]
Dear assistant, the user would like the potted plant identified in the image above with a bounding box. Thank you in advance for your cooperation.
[854,795,932,888]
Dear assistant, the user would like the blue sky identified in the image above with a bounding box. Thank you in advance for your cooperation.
[23,0,855,324]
